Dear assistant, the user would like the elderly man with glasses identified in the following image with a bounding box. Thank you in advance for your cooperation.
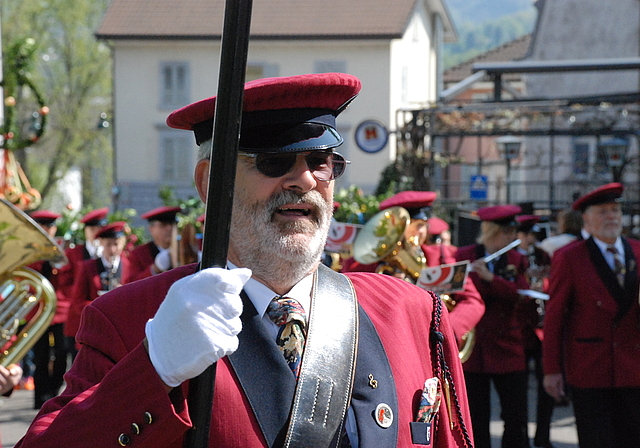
[17,73,473,448]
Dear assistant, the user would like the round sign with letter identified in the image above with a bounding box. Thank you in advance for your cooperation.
[355,120,388,154]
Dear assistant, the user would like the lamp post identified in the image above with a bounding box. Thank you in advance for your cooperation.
[496,136,522,204]
[598,137,628,183]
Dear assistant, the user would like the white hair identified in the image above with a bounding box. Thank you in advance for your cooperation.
[198,139,213,161]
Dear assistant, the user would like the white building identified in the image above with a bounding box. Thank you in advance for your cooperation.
[95,0,456,217]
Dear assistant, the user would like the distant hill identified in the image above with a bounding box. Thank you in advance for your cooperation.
[446,0,535,25]
[443,0,537,69]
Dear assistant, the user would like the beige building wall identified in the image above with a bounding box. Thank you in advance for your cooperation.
[110,1,446,210]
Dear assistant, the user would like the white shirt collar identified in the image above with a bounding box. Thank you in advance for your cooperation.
[592,236,624,256]
[101,255,120,270]
[87,240,100,258]
[227,261,313,318]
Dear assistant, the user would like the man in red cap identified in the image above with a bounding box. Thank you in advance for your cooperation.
[18,74,472,448]
[67,222,131,346]
[123,205,181,283]
[27,210,70,409]
[543,183,640,448]
[342,190,484,353]
[59,207,109,357]
[455,204,531,448]
[425,216,456,260]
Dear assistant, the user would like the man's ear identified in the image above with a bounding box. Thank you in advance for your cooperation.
[194,159,210,202]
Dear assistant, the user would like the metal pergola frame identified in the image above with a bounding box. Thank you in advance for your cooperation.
[393,58,640,214]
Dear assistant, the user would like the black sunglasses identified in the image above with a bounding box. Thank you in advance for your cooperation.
[238,151,350,181]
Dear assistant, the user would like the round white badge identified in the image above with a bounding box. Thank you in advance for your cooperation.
[374,403,394,428]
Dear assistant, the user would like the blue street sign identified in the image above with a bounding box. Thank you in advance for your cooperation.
[470,175,488,200]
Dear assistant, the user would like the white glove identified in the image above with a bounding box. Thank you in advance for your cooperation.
[154,249,172,273]
[145,267,252,387]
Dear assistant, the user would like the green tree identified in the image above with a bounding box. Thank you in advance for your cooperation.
[1,0,112,209]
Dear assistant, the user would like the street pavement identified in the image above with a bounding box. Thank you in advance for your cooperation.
[0,374,578,447]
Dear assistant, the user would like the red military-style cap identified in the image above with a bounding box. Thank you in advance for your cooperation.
[379,191,437,220]
[572,182,624,212]
[166,73,361,151]
[141,206,182,223]
[516,215,541,233]
[477,205,522,225]
[30,210,61,226]
[80,207,109,226]
[427,217,449,236]
[96,221,128,239]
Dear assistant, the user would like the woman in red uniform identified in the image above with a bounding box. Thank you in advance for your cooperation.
[455,205,531,448]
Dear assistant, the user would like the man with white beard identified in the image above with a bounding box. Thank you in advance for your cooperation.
[543,182,640,448]
[17,73,473,448]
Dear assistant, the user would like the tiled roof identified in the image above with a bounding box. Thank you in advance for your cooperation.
[443,34,532,83]
[97,0,423,39]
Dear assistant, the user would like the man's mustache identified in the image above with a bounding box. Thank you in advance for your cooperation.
[266,190,326,216]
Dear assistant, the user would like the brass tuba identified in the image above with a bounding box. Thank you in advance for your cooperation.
[353,206,476,362]
[352,206,426,281]
[0,199,66,367]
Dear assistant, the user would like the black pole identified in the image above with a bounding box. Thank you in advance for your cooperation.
[183,0,253,447]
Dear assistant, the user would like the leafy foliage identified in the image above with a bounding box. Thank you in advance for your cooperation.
[1,0,112,208]
[158,186,205,232]
[333,185,393,224]
[55,205,146,247]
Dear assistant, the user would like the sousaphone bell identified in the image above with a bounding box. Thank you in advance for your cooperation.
[352,206,426,281]
[0,199,66,367]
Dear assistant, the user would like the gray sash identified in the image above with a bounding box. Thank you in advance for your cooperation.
[283,264,359,447]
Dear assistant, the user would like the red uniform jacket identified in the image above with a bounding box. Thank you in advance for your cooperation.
[123,242,159,284]
[57,244,91,300]
[543,237,640,389]
[342,247,484,346]
[17,264,473,448]
[421,244,484,346]
[455,244,530,374]
[66,256,130,339]
[422,244,458,267]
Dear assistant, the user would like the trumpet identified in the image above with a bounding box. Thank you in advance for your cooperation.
[0,199,66,367]
[169,222,200,269]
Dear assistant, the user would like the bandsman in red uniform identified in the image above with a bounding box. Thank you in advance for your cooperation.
[123,206,181,283]
[342,190,484,351]
[27,210,70,409]
[455,205,531,448]
[425,216,457,262]
[66,222,131,343]
[543,183,640,448]
[17,73,473,448]
[60,207,108,357]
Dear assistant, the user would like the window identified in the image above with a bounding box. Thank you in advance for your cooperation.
[159,62,190,110]
[595,142,610,176]
[245,63,279,82]
[572,138,609,178]
[314,60,347,74]
[573,141,589,175]
[160,131,194,182]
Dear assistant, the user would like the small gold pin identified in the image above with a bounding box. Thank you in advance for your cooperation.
[368,374,378,389]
